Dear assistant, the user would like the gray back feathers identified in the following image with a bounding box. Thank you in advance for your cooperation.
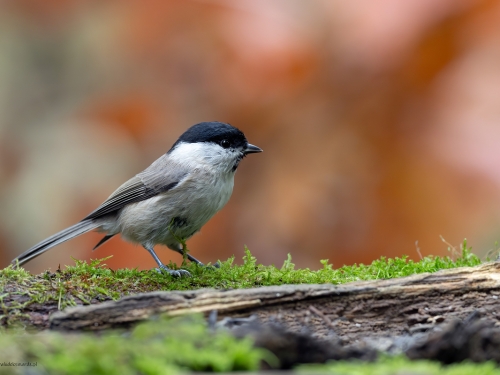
[84,154,189,220]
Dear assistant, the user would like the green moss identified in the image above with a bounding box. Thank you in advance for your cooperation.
[0,241,491,374]
[0,314,271,375]
[300,355,500,375]
[0,240,481,327]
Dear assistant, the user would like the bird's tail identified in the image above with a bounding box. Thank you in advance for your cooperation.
[11,220,100,267]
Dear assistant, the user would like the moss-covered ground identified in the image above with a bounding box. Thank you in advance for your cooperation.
[0,240,492,374]
[301,356,500,375]
[1,243,481,319]
[0,314,269,375]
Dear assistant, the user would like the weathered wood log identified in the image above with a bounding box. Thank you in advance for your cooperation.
[50,261,500,342]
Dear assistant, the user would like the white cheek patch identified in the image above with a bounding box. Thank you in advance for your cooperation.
[169,142,240,172]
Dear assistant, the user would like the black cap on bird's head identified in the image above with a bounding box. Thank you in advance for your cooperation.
[170,121,262,155]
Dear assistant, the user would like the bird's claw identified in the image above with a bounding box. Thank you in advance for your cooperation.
[155,265,191,277]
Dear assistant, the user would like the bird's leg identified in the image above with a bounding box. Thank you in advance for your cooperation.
[185,252,203,266]
[171,241,202,266]
[186,250,221,268]
[169,242,220,269]
[143,244,190,277]
[184,251,220,268]
[167,220,219,268]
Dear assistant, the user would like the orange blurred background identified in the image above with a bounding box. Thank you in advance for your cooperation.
[2,0,500,273]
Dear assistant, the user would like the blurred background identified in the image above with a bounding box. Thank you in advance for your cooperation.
[2,0,500,273]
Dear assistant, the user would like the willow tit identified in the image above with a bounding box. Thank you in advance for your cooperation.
[11,121,262,276]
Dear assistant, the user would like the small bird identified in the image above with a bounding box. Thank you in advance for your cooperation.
[12,121,262,276]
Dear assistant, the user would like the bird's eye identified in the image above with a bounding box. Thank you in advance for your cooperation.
[220,139,230,149]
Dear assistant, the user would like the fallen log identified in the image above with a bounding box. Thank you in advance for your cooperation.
[50,261,500,343]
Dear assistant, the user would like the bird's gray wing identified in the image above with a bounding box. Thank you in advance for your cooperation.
[83,155,189,221]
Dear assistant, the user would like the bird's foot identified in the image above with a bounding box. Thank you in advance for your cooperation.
[208,261,221,269]
[155,265,191,277]
[193,260,221,270]
[185,253,220,269]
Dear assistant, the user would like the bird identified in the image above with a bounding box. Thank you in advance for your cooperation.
[11,121,262,276]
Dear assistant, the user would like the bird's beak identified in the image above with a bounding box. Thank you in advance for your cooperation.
[244,143,263,154]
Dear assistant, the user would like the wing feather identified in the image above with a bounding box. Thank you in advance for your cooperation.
[83,154,188,220]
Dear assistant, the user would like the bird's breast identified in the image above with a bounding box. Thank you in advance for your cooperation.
[117,171,235,244]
